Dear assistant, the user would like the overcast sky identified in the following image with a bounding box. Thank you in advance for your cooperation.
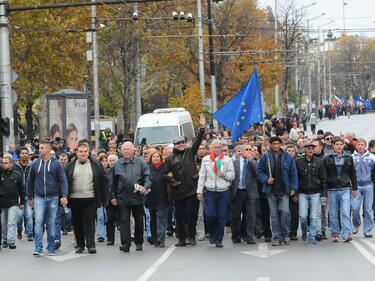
[257,0,375,38]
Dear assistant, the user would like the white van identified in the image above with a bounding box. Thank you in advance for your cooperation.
[134,108,195,145]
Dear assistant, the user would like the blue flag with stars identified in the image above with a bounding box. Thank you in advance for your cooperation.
[212,68,264,145]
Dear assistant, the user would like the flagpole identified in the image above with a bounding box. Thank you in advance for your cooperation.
[262,123,272,178]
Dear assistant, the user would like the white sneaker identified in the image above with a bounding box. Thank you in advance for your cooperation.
[353,225,360,234]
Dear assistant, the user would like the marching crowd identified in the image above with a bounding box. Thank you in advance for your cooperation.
[1,113,375,256]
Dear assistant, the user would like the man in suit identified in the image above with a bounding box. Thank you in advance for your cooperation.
[230,143,259,244]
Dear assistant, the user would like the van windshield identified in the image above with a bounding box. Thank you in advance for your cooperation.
[135,126,179,145]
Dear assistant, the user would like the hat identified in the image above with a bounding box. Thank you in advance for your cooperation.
[304,143,316,148]
[173,136,185,144]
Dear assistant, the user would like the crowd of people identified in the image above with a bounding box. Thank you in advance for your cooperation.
[1,112,375,256]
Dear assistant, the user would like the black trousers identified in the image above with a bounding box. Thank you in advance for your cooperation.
[231,190,256,240]
[259,196,272,239]
[105,205,118,243]
[174,195,198,241]
[118,204,144,246]
[70,198,97,249]
[289,197,299,237]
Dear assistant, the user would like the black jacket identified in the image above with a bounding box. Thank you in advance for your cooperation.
[323,152,358,191]
[230,158,259,201]
[165,128,205,200]
[146,164,169,210]
[111,157,151,206]
[14,161,31,187]
[0,168,26,208]
[65,157,107,208]
[296,156,327,195]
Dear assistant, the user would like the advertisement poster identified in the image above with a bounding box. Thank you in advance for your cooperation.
[66,99,88,149]
[49,99,64,141]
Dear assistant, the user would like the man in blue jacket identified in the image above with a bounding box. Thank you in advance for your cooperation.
[27,140,68,256]
[256,136,298,246]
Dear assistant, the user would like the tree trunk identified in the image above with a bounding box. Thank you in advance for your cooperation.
[25,102,34,140]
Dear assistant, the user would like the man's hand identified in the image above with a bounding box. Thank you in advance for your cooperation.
[60,197,68,207]
[111,199,118,206]
[267,178,274,185]
[19,205,24,209]
[352,190,357,198]
[199,113,206,128]
[217,171,225,177]
[28,199,34,208]
[167,171,173,177]
[290,190,296,197]
[197,193,203,201]
[138,186,148,195]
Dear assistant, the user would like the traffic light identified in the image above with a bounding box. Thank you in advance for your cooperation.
[0,118,10,137]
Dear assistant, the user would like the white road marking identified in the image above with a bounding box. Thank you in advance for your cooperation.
[362,239,375,252]
[136,246,176,281]
[257,277,270,281]
[45,250,91,262]
[351,240,375,266]
[241,243,286,258]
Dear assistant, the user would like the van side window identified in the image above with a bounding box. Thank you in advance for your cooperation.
[182,122,194,139]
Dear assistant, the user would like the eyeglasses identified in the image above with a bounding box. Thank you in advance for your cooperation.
[325,137,333,140]
[175,141,185,145]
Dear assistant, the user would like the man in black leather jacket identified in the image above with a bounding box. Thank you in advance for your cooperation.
[164,114,206,247]
[296,143,327,244]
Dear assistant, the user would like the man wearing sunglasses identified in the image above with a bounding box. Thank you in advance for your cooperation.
[323,132,334,155]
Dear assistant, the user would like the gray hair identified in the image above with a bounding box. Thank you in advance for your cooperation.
[211,139,223,147]
[121,141,134,150]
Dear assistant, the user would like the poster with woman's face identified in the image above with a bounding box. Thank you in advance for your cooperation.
[49,99,64,141]
[66,99,88,149]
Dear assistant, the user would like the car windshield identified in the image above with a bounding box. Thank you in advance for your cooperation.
[135,126,179,145]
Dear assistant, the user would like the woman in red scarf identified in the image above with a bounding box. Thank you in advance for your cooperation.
[146,150,170,247]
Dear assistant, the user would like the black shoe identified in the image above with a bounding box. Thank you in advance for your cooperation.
[322,232,328,240]
[283,237,290,246]
[27,235,33,241]
[156,241,165,248]
[247,239,256,245]
[8,243,16,249]
[316,234,322,241]
[365,234,373,238]
[187,237,196,246]
[147,237,154,245]
[136,244,143,251]
[98,237,105,243]
[119,245,130,252]
[272,240,282,246]
[232,238,241,244]
[17,231,22,240]
[107,241,114,246]
[290,236,298,241]
[264,237,272,243]
[215,243,223,248]
[75,247,84,254]
[54,240,61,250]
[175,240,186,247]
[88,247,97,254]
[209,236,215,245]
[2,243,8,248]
[255,232,264,239]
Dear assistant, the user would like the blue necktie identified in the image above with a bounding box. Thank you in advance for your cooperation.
[241,160,248,189]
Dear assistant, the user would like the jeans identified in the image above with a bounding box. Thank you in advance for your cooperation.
[1,206,19,244]
[34,195,59,253]
[317,198,328,235]
[96,207,107,239]
[204,190,230,244]
[144,207,151,238]
[150,208,169,243]
[352,184,374,235]
[17,200,33,237]
[328,189,352,238]
[267,193,290,241]
[298,193,320,241]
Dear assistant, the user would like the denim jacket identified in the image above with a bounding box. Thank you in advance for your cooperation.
[256,149,298,194]
[352,150,375,186]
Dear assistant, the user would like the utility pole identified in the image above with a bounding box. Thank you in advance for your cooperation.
[91,0,100,151]
[197,0,205,104]
[0,1,14,151]
[274,0,280,109]
[134,3,142,121]
[207,0,217,129]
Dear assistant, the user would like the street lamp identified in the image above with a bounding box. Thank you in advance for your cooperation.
[342,1,348,34]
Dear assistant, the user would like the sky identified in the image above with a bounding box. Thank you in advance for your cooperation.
[257,0,375,38]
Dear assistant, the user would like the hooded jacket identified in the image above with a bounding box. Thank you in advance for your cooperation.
[352,150,375,186]
[26,157,68,198]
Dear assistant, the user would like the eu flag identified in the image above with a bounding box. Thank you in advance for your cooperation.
[212,68,264,145]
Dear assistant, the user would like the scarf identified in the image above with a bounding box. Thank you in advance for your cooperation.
[210,151,224,173]
[152,162,162,169]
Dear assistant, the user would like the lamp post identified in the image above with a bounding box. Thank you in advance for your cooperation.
[274,0,279,109]
[306,13,326,113]
[342,1,348,34]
